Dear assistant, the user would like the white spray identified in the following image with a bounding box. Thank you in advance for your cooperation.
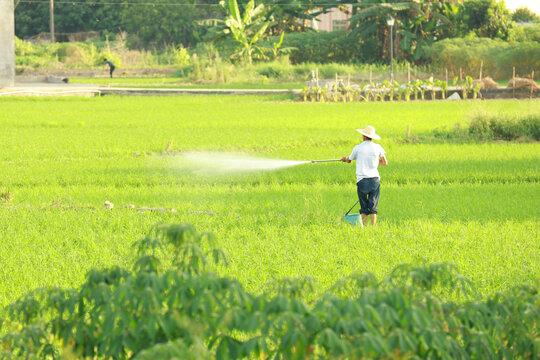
[178,152,311,174]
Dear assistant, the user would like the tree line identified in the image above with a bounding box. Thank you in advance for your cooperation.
[14,0,540,64]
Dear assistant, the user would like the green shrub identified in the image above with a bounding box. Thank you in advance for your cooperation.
[424,37,540,79]
[14,37,36,57]
[2,224,539,359]
[469,114,540,141]
[431,114,539,142]
[508,23,540,42]
[276,31,374,64]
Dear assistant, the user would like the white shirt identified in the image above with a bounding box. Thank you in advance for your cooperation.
[349,141,386,182]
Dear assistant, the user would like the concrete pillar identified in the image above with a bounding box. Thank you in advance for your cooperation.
[0,0,15,87]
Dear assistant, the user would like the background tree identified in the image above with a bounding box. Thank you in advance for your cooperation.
[347,0,458,62]
[122,0,210,49]
[512,6,540,23]
[456,0,513,39]
[15,0,124,39]
[263,0,337,34]
[14,0,211,48]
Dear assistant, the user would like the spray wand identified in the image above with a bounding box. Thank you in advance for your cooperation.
[311,159,342,163]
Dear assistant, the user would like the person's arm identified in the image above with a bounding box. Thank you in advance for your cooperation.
[342,147,356,163]
[379,155,388,166]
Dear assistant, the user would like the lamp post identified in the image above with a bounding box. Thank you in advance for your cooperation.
[387,17,395,83]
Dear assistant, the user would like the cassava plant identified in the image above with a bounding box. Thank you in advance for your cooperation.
[2,224,539,359]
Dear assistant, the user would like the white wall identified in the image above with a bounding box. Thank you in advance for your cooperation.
[312,6,352,32]
[0,0,15,87]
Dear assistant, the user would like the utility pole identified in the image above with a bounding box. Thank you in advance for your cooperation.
[0,0,15,86]
[50,0,55,43]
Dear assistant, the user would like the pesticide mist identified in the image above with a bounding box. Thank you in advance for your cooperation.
[177,152,309,174]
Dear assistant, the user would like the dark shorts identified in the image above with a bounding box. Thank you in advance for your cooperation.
[356,177,380,215]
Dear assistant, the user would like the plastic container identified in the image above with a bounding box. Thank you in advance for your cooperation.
[344,213,361,226]
[344,200,363,227]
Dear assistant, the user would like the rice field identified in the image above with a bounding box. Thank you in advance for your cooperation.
[0,96,538,308]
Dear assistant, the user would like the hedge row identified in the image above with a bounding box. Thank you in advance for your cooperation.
[278,31,381,64]
[424,37,540,79]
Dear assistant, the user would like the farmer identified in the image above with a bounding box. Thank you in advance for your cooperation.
[103,58,115,78]
[341,126,388,226]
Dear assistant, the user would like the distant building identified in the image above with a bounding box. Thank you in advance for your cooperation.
[310,6,352,32]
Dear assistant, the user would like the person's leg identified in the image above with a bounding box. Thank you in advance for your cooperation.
[366,179,380,226]
[110,68,113,78]
[357,180,369,225]
[361,213,368,226]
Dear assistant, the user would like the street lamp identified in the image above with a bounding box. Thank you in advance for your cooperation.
[386,17,395,83]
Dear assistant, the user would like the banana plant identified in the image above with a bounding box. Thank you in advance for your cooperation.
[472,83,482,100]
[436,79,448,99]
[345,86,354,102]
[360,84,374,102]
[268,32,297,60]
[201,0,271,64]
[348,0,456,62]
[320,86,328,103]
[426,76,436,100]
[463,76,473,99]
[403,83,414,101]
[312,85,328,103]
[302,86,311,102]
[331,84,339,102]
[412,79,422,100]
[394,82,404,101]
[376,82,388,102]
[386,81,396,101]
[353,88,361,102]
[415,79,427,100]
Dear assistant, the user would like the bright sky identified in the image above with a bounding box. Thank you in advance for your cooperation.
[504,0,540,15]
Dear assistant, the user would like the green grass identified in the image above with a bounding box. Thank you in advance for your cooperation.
[0,97,539,308]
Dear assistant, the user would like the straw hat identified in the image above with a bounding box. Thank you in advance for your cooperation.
[356,125,381,140]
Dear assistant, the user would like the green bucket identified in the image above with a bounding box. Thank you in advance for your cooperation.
[344,201,363,227]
